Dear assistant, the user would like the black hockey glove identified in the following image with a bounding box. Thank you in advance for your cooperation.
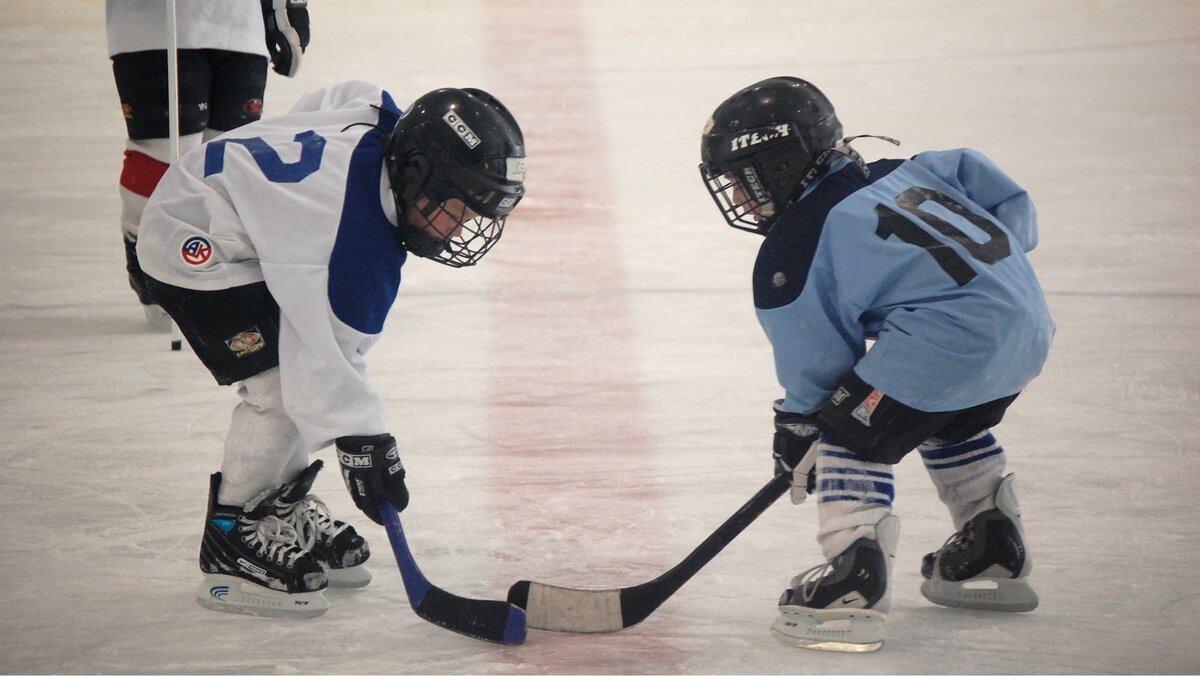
[261,0,310,77]
[773,400,820,505]
[336,433,408,525]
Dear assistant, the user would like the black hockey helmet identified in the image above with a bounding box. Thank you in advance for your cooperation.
[385,87,526,267]
[698,76,843,235]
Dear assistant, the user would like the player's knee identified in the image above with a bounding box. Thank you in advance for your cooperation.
[822,429,914,465]
[238,367,284,409]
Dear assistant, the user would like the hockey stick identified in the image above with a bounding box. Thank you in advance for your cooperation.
[380,500,527,645]
[164,0,183,350]
[507,473,791,633]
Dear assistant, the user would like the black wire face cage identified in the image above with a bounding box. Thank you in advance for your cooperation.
[699,163,778,236]
[406,198,506,268]
[388,140,521,268]
[420,200,504,267]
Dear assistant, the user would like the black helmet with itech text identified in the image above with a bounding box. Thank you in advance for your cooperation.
[699,77,843,235]
[385,87,526,267]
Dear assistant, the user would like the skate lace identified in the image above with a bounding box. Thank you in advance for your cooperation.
[241,514,307,567]
[794,561,835,604]
[280,495,348,552]
[937,521,976,555]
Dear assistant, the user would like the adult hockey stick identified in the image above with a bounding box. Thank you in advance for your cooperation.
[507,473,791,633]
[381,501,527,644]
[164,0,183,351]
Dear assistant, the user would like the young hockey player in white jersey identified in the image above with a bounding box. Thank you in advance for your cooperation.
[136,80,526,617]
[698,77,1054,651]
[106,0,309,328]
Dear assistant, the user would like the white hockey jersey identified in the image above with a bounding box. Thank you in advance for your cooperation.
[106,0,268,57]
[138,81,408,453]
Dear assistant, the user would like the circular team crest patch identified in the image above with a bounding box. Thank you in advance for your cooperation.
[181,236,213,266]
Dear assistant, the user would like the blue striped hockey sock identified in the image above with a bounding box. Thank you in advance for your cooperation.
[919,430,1007,529]
[814,438,895,560]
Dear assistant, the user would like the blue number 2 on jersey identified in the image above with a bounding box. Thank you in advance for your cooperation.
[204,130,326,182]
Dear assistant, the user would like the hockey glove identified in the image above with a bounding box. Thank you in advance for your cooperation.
[261,0,310,77]
[336,433,408,525]
[773,400,820,505]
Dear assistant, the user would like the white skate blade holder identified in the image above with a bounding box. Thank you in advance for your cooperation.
[195,574,330,618]
[920,574,1039,612]
[325,564,372,589]
[771,606,887,653]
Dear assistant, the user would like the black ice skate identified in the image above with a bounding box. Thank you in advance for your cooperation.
[195,472,330,618]
[771,514,900,653]
[123,235,170,330]
[921,473,1038,612]
[276,460,372,588]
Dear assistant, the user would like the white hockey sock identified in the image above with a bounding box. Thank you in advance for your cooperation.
[919,430,1007,530]
[118,135,202,240]
[218,367,304,507]
[815,439,895,561]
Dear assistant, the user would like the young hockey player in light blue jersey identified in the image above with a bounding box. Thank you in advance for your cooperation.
[699,77,1054,652]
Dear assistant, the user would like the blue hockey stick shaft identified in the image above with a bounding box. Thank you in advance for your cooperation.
[381,500,526,645]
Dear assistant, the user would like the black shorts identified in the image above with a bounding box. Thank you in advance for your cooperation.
[144,276,280,386]
[816,371,1019,465]
[111,49,268,139]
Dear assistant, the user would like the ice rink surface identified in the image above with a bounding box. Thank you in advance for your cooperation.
[2,1,1198,673]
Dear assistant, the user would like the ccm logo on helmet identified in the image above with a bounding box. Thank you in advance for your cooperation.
[442,110,481,149]
[730,124,791,152]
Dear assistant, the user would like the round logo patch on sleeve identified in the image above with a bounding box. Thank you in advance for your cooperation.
[181,236,213,266]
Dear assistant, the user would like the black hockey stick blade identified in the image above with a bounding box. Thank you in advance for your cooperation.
[508,473,791,632]
[381,501,527,645]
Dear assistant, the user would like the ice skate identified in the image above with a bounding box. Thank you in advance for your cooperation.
[771,515,900,653]
[123,236,171,331]
[921,474,1038,612]
[276,460,372,588]
[195,472,330,618]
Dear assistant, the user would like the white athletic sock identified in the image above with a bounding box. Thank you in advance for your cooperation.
[119,135,203,240]
[919,430,1007,530]
[815,439,895,561]
[218,367,304,507]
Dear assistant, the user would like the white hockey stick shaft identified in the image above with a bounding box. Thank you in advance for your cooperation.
[510,473,792,632]
[165,0,182,350]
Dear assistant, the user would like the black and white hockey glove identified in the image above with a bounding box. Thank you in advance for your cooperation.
[336,433,408,525]
[773,400,820,505]
[261,0,310,77]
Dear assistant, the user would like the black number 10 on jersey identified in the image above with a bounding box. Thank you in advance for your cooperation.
[874,187,1012,286]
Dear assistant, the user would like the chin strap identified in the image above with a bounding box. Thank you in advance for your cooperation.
[832,134,902,177]
[788,134,904,214]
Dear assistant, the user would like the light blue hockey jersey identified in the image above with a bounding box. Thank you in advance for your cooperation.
[755,149,1055,414]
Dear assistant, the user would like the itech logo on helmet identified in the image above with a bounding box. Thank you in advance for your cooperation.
[730,124,791,152]
[442,110,481,149]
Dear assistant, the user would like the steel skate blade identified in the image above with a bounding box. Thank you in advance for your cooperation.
[771,606,886,653]
[195,574,330,618]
